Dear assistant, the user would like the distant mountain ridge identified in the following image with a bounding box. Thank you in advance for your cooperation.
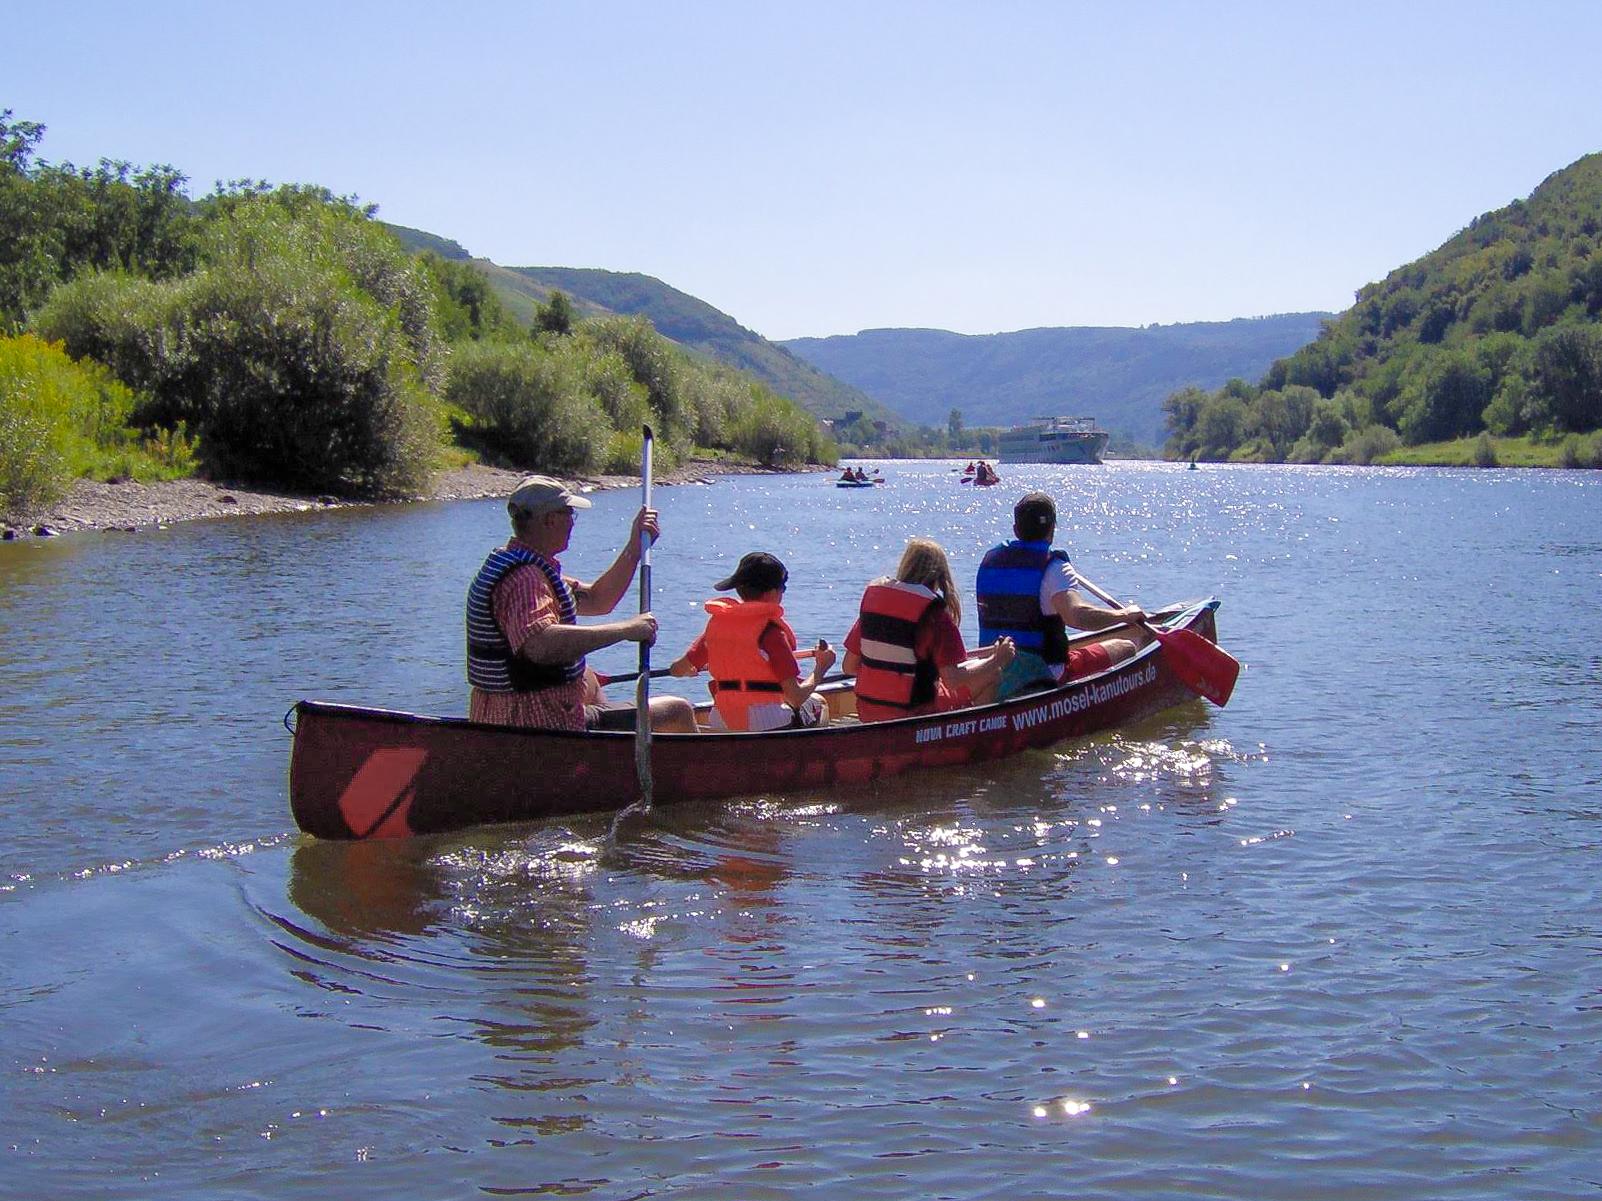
[781,316,1331,445]
[383,222,1329,447]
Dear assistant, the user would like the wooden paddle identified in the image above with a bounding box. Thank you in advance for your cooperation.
[633,425,655,805]
[1077,574,1241,707]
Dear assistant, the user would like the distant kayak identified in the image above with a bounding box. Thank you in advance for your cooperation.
[835,479,876,488]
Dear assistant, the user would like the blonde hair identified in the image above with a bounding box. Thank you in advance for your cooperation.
[894,537,960,625]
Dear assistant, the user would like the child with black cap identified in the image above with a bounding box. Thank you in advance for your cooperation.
[668,551,836,731]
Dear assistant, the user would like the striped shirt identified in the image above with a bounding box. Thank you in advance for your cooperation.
[468,541,588,731]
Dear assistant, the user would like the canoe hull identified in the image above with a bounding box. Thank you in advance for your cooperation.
[289,601,1221,839]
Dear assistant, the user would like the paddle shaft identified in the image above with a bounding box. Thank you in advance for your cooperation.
[1072,572,1132,614]
[633,426,654,805]
[600,648,817,687]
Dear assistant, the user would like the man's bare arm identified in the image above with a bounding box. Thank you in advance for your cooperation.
[520,614,657,664]
[1053,590,1145,632]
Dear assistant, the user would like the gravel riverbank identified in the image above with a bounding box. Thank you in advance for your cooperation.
[3,459,805,540]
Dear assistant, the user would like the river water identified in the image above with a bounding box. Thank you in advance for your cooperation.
[3,460,1600,1199]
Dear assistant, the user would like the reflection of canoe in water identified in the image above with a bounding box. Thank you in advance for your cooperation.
[288,600,1226,840]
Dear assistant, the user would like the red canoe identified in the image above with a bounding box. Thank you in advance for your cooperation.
[288,600,1225,839]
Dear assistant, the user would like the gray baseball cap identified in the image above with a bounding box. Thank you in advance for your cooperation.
[507,475,592,520]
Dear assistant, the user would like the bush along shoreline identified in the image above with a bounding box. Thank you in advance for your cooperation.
[2,111,837,528]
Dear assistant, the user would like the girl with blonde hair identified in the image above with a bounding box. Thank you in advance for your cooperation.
[843,537,1015,723]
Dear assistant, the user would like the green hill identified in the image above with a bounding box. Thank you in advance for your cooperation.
[382,223,473,262]
[382,225,903,431]
[1165,153,1602,463]
[781,316,1328,446]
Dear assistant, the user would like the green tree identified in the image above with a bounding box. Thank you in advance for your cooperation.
[0,110,54,330]
[1330,423,1400,465]
[1195,395,1249,457]
[1530,324,1602,432]
[947,407,963,442]
[1288,396,1351,463]
[534,289,575,336]
[445,340,607,474]
[1247,385,1317,458]
[1,111,201,330]
[424,253,510,342]
[582,315,692,446]
[1399,350,1491,443]
[1161,384,1210,458]
[1282,336,1346,397]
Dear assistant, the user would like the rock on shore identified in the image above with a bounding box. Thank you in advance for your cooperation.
[2,460,808,539]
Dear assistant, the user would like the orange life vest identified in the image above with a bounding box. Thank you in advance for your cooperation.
[853,580,941,719]
[701,597,798,731]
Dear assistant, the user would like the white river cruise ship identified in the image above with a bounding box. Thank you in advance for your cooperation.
[997,416,1109,464]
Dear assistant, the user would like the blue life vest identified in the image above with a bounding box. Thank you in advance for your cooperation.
[466,545,585,692]
[976,540,1071,664]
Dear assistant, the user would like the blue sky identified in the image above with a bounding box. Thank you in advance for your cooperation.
[11,1,1602,340]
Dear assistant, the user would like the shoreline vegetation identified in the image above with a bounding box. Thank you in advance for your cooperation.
[8,112,1599,538]
[1162,155,1602,467]
[2,112,835,532]
[1,457,812,540]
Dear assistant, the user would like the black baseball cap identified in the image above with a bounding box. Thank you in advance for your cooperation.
[1014,492,1057,540]
[714,551,789,593]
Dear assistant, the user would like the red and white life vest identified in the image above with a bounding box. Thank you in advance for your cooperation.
[853,580,941,716]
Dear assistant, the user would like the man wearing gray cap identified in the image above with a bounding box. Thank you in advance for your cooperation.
[466,475,695,733]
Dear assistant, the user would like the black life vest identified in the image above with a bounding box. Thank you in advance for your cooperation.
[465,545,585,692]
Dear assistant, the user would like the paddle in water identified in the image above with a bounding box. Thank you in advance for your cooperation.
[606,425,658,848]
[1077,574,1241,707]
[633,424,655,806]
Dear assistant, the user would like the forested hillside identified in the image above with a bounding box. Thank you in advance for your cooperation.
[1164,153,1602,466]
[379,230,905,434]
[783,316,1328,446]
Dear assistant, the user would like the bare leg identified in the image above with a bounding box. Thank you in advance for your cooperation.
[1098,636,1139,665]
[968,676,1001,706]
[648,695,698,734]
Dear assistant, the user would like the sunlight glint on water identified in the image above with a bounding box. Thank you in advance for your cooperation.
[2,462,1600,1198]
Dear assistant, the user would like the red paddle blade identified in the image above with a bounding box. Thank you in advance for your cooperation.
[1152,626,1241,706]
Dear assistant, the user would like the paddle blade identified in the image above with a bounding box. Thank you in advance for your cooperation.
[1153,626,1241,706]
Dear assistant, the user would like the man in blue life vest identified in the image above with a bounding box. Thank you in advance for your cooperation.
[466,475,696,733]
[976,491,1149,699]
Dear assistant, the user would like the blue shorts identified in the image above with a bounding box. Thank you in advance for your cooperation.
[995,645,1115,699]
[995,650,1060,699]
